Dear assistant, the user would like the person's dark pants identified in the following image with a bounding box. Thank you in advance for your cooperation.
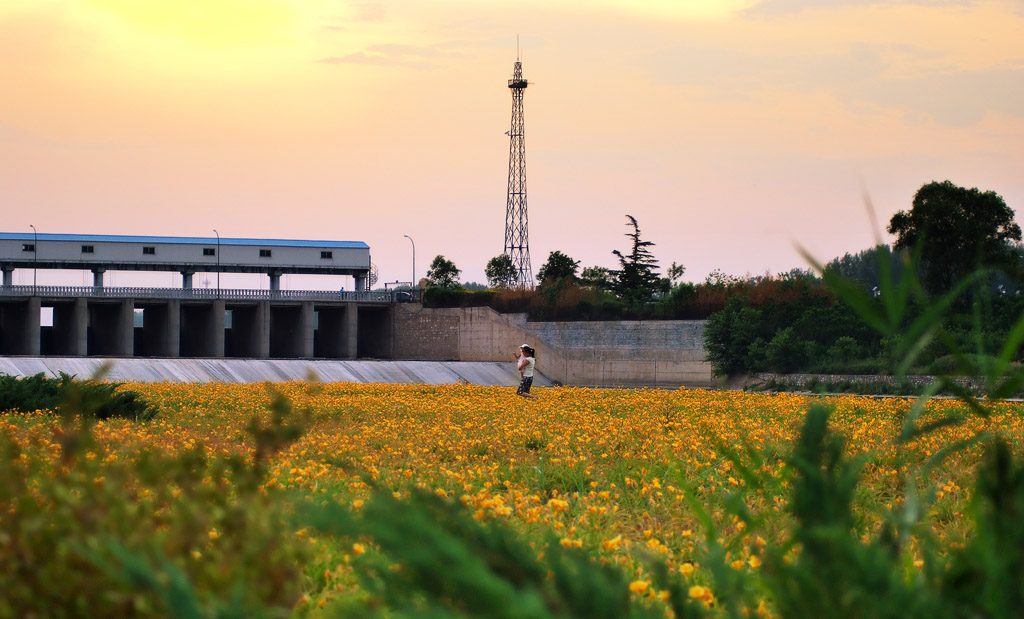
[517,376,533,395]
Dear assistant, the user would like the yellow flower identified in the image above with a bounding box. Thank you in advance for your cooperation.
[748,555,762,569]
[208,528,220,541]
[680,563,695,577]
[601,535,623,551]
[689,585,715,606]
[353,543,366,555]
[547,498,569,513]
[629,580,650,595]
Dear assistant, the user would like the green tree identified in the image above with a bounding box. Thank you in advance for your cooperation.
[610,215,665,303]
[887,180,1021,294]
[667,261,686,285]
[536,251,580,286]
[484,254,518,289]
[704,268,743,288]
[765,327,813,373]
[823,244,904,292]
[426,255,461,289]
[580,266,612,289]
[703,296,767,376]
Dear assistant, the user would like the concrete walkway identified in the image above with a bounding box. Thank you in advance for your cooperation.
[0,357,551,387]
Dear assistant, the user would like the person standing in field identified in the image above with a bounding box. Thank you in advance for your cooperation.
[515,344,537,398]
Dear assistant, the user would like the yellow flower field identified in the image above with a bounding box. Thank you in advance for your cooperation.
[2,381,1022,616]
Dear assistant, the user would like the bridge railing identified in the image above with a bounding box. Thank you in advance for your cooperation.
[0,285,405,303]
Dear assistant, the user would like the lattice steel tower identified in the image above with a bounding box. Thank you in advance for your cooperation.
[503,56,534,288]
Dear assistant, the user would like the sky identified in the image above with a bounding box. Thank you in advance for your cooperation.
[2,0,1023,289]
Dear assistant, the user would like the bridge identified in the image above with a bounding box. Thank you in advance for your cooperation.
[0,232,405,360]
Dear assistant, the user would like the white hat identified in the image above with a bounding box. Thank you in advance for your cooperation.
[520,343,530,349]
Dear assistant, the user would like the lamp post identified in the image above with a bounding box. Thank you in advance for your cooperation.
[403,234,415,294]
[213,229,221,297]
[29,224,37,295]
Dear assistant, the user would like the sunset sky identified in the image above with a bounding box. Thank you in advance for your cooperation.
[2,0,1023,289]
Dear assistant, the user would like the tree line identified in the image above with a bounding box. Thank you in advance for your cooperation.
[421,214,694,320]
[705,180,1024,377]
[426,215,674,300]
[417,179,1024,377]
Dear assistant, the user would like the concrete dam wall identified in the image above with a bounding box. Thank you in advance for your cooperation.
[0,303,715,388]
[391,305,715,388]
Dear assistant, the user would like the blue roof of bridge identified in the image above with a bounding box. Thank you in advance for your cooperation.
[0,232,368,248]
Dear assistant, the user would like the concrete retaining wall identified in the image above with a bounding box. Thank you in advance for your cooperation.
[751,372,987,391]
[391,304,716,388]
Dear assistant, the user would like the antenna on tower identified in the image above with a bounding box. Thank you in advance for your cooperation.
[503,51,533,288]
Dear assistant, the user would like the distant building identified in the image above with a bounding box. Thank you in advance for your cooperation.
[0,232,371,291]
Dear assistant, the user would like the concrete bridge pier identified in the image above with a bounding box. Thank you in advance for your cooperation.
[89,299,133,356]
[2,267,13,287]
[181,269,195,289]
[299,302,314,357]
[51,298,88,356]
[0,296,41,355]
[92,268,106,288]
[346,303,358,357]
[228,302,269,358]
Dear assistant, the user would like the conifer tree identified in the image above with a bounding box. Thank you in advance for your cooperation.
[610,215,665,303]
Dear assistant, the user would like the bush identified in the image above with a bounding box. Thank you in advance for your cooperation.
[596,297,627,319]
[702,289,881,376]
[826,336,863,364]
[422,287,493,307]
[703,296,766,376]
[765,327,812,373]
[652,282,699,318]
[745,337,769,371]
[0,373,156,421]
[427,271,848,322]
[0,373,62,414]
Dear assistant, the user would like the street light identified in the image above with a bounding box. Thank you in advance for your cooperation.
[403,234,415,293]
[29,224,37,295]
[213,229,221,297]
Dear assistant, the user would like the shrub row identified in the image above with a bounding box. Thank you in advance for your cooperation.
[704,289,1024,377]
[421,273,829,322]
[0,373,156,421]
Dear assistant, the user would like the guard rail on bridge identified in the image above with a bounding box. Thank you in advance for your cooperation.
[0,286,414,303]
